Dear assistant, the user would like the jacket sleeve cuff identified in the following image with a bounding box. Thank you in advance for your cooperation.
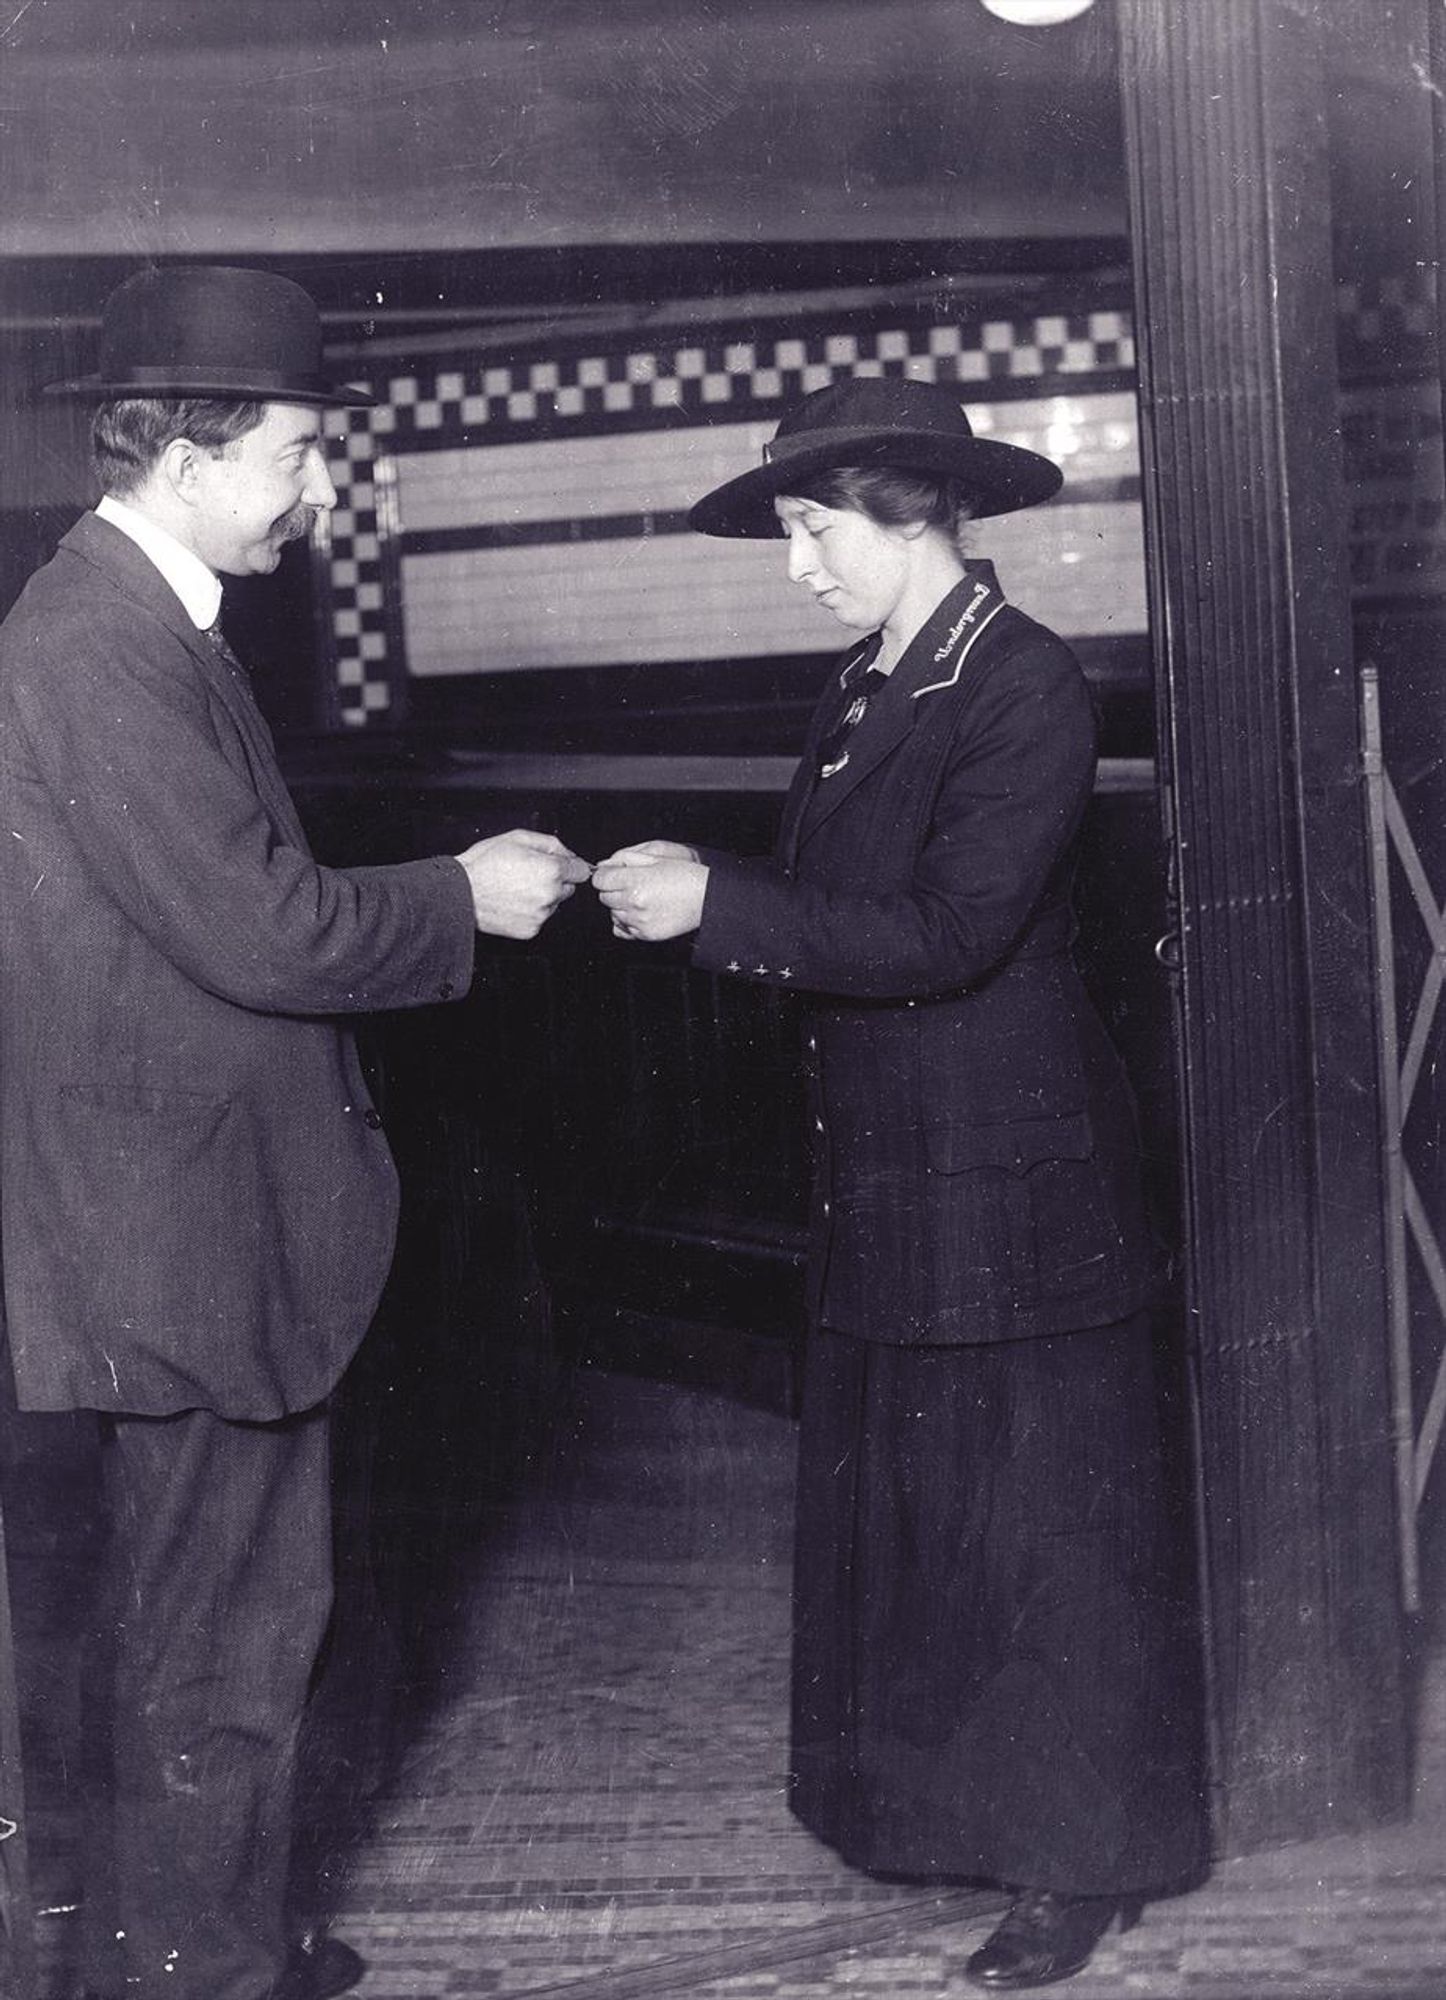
[693,856,802,985]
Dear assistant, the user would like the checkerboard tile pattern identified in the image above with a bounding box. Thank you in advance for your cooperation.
[318,418,394,722]
[314,306,1138,724]
[1341,378,1446,597]
[1337,269,1438,372]
[375,313,1136,445]
[314,272,1444,725]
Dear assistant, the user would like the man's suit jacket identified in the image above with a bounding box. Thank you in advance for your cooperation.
[0,513,476,1417]
[694,564,1166,1345]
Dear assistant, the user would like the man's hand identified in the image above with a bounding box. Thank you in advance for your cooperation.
[455,829,592,939]
[593,842,708,942]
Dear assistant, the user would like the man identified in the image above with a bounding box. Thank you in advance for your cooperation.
[0,264,589,2000]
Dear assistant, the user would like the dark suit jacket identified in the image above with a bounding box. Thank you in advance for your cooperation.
[0,513,476,1417]
[694,564,1165,1344]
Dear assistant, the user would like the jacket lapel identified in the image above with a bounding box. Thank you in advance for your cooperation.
[778,636,877,867]
[790,565,1009,854]
[61,514,309,846]
[183,622,310,845]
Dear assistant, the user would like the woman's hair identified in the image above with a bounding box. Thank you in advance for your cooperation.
[789,464,976,544]
[92,397,266,497]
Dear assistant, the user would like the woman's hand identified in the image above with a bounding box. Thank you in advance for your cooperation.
[593,843,708,941]
[600,839,700,866]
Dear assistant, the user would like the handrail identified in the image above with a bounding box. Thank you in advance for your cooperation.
[286,751,1159,798]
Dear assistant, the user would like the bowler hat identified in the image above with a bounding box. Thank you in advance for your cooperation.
[46,264,374,407]
[688,376,1061,537]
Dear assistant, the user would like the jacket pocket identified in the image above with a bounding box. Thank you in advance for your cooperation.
[925,1109,1094,1176]
[925,1110,1120,1304]
[51,1084,237,1353]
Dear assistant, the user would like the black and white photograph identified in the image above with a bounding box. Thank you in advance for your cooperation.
[0,3,1443,1996]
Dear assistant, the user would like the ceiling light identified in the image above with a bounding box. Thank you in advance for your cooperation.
[980,0,1096,24]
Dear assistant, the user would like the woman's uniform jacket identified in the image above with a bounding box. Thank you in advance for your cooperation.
[694,563,1165,1346]
[0,513,477,1418]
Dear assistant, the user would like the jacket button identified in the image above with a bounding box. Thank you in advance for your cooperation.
[364,1108,383,1130]
[438,979,455,1000]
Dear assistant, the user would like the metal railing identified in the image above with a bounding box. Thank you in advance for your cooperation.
[1362,663,1446,1614]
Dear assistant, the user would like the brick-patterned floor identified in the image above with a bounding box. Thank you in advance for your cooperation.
[17,1365,1446,1997]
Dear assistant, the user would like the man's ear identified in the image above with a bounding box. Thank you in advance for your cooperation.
[158,436,202,503]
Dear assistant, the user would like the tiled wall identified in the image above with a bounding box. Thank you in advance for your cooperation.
[315,296,1141,726]
[1338,272,1445,600]
[314,271,1441,728]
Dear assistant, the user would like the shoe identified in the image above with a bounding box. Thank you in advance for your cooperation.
[965,1888,1140,1989]
[267,1932,366,2000]
[76,1936,363,2000]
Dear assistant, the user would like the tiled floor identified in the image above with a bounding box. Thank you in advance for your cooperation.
[13,1360,1446,1997]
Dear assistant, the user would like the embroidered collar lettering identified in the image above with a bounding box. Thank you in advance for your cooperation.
[912,574,1007,701]
[931,580,993,663]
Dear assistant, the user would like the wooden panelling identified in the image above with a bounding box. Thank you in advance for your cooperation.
[1120,0,1408,1850]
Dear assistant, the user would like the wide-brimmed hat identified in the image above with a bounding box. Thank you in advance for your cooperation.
[46,264,375,408]
[687,376,1061,537]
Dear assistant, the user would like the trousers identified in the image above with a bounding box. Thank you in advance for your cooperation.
[80,1403,333,2000]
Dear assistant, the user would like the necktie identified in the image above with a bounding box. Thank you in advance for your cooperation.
[816,663,889,780]
[204,622,248,678]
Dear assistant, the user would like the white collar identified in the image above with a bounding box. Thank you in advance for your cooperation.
[95,493,224,632]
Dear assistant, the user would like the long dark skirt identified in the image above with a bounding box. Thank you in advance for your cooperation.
[790,1313,1209,1897]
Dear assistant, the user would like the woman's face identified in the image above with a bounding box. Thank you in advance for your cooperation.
[774,493,914,634]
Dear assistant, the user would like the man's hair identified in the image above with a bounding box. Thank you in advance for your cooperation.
[92,397,266,497]
[791,465,976,543]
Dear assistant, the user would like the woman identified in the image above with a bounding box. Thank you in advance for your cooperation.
[593,377,1207,1989]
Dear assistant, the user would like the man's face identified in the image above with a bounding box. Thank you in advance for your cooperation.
[189,402,337,576]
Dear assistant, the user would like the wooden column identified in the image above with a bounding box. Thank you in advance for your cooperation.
[1117,0,1409,1849]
